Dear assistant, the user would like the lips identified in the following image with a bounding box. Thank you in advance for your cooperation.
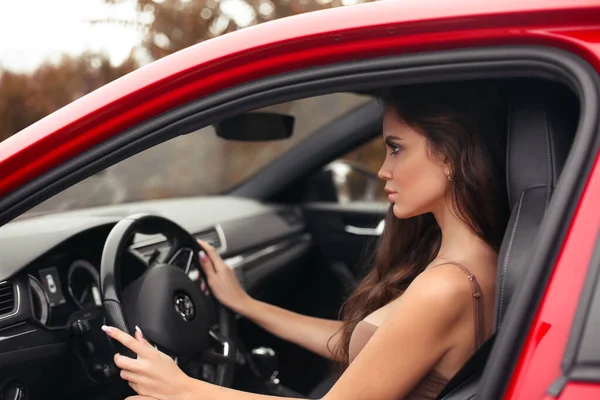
[385,188,397,202]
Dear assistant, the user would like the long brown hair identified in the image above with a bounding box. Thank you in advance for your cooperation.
[330,81,510,368]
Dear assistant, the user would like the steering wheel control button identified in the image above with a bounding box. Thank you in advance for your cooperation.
[71,319,92,335]
[91,364,103,378]
[174,291,196,322]
[91,363,117,380]
[102,364,116,378]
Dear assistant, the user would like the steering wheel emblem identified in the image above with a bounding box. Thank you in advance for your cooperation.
[174,292,196,322]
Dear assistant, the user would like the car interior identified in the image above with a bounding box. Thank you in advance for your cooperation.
[0,75,581,400]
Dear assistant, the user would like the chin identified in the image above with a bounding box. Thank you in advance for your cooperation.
[391,203,421,219]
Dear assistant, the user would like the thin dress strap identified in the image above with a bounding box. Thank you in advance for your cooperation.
[444,262,485,349]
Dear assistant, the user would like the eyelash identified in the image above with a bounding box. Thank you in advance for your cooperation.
[388,143,402,156]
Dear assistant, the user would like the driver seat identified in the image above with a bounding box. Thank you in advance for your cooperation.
[437,80,578,399]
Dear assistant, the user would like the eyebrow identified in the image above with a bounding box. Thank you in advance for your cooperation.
[384,135,403,143]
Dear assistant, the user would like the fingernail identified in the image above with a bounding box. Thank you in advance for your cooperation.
[135,325,143,337]
[101,325,112,333]
[199,251,207,261]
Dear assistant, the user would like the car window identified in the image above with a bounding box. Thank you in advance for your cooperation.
[324,136,387,203]
[23,93,370,217]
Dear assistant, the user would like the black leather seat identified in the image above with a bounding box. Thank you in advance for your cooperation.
[438,81,579,399]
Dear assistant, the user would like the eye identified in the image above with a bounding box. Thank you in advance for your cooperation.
[384,137,404,156]
[389,143,403,156]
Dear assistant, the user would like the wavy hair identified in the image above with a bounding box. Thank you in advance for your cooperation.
[330,81,510,368]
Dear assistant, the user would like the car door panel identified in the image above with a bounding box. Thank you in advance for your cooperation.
[302,202,387,283]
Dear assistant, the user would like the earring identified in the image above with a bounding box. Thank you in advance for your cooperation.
[445,170,452,181]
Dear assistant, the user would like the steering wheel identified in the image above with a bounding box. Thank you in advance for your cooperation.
[99,214,236,386]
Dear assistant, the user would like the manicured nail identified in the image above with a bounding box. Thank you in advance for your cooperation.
[135,325,143,337]
[199,251,207,261]
[101,325,112,333]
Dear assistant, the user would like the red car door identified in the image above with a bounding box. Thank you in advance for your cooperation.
[506,158,600,399]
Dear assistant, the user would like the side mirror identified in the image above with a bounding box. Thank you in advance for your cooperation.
[323,160,382,203]
[214,112,294,141]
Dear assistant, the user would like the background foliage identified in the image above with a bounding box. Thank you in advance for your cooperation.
[0,0,374,141]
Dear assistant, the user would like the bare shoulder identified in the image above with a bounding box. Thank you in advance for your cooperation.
[371,263,479,353]
[389,264,476,322]
[411,264,476,300]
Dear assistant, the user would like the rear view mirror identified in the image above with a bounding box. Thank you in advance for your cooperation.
[214,112,294,141]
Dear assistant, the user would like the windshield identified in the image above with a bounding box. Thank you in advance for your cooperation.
[23,93,370,217]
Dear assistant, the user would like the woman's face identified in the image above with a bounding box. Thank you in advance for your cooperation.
[378,107,450,219]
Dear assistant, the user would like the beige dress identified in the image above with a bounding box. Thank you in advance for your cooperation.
[348,262,485,400]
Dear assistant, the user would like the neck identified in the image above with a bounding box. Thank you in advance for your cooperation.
[431,199,488,262]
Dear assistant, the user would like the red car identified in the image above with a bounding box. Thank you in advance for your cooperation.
[0,0,599,399]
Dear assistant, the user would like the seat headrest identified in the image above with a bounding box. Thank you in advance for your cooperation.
[495,81,578,328]
[505,82,578,207]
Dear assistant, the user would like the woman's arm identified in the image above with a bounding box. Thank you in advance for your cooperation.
[107,264,474,400]
[242,298,343,360]
[199,240,343,359]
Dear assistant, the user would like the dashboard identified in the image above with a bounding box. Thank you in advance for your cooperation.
[22,228,149,329]
[0,196,309,399]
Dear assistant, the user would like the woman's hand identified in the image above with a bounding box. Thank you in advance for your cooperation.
[102,325,196,400]
[198,240,254,314]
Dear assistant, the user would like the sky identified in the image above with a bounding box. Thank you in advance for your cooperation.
[0,0,361,73]
[0,0,148,72]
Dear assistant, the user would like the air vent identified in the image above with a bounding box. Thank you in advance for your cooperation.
[0,282,15,316]
[195,227,223,250]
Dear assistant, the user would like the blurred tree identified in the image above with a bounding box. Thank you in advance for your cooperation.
[0,0,374,141]
[0,53,138,140]
[102,0,374,61]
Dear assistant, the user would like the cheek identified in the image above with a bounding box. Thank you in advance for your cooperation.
[390,154,448,216]
[390,152,444,191]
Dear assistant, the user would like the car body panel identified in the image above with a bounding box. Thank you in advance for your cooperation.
[506,155,600,399]
[1,1,600,198]
[555,382,600,399]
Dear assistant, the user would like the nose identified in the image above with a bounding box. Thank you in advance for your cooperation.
[378,164,392,181]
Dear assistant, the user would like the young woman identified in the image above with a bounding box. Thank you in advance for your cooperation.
[102,81,509,400]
